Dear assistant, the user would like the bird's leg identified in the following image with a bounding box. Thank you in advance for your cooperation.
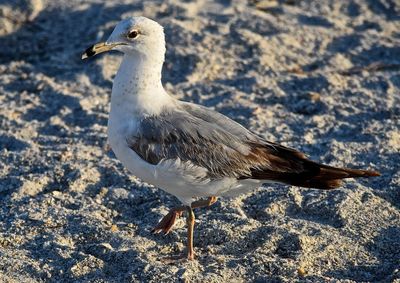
[191,196,218,209]
[186,206,195,260]
[186,196,217,260]
[153,196,218,260]
[152,197,218,235]
[152,206,186,234]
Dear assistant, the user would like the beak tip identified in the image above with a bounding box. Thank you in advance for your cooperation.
[81,42,117,61]
[82,44,96,60]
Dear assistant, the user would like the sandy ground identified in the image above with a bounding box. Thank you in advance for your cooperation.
[0,0,399,282]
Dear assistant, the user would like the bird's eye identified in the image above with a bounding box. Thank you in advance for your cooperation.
[127,30,139,39]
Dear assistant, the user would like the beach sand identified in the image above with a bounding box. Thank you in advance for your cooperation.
[0,0,399,282]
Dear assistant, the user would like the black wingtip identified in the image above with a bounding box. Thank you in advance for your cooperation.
[363,170,381,177]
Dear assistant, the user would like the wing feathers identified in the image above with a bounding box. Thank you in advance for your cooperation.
[127,103,379,189]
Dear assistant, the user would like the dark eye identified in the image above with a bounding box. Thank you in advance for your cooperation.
[127,30,139,39]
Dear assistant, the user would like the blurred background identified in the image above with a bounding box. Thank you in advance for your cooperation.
[0,0,399,282]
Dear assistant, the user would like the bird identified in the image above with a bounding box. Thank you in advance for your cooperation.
[82,16,380,260]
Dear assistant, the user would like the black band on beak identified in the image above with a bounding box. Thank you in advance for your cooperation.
[81,42,127,60]
[83,45,96,58]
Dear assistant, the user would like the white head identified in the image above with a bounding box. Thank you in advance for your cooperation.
[82,17,166,62]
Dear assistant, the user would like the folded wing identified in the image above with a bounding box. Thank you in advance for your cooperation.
[127,103,379,189]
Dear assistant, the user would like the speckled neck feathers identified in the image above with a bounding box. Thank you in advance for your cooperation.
[111,51,172,116]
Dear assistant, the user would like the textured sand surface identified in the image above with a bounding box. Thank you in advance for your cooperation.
[0,0,399,282]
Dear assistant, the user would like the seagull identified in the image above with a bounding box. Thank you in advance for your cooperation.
[82,17,380,260]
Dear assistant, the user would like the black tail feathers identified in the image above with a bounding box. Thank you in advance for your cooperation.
[279,162,380,190]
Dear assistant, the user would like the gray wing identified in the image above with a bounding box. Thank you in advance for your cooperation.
[180,101,258,141]
[127,102,308,180]
[127,102,379,189]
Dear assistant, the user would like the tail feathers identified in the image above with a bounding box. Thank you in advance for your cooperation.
[280,163,380,190]
[243,141,380,190]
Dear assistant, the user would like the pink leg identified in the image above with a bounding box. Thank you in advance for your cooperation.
[152,206,186,234]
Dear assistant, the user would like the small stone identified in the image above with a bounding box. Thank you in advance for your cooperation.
[298,267,307,276]
[255,0,279,10]
[99,243,113,250]
[99,187,108,197]
[127,223,136,229]
[60,150,72,162]
[52,190,62,199]
[216,257,225,264]
[308,92,320,102]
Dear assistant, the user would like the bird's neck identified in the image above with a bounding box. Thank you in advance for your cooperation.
[111,53,173,116]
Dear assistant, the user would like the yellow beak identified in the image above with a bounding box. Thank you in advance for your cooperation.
[81,42,126,59]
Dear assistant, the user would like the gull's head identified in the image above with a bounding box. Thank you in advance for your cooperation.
[82,17,165,60]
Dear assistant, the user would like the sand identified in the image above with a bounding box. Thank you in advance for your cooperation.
[0,0,399,282]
